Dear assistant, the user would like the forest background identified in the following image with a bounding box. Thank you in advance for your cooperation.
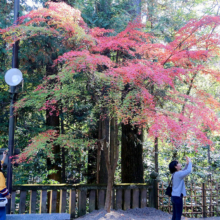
[0,0,220,197]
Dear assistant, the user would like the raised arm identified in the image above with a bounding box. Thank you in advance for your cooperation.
[1,151,7,164]
[182,162,188,171]
[177,156,192,179]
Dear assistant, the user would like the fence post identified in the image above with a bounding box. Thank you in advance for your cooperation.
[78,188,87,217]
[202,183,207,218]
[149,172,158,209]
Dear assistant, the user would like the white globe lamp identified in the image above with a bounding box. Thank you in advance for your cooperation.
[4,68,23,86]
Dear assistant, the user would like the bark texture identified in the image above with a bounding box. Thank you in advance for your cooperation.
[121,123,144,183]
[103,117,119,212]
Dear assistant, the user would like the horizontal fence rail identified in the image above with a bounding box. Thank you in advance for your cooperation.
[158,181,220,218]
[11,183,153,218]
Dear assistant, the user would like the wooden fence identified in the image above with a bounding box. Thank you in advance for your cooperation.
[13,179,220,218]
[158,181,220,218]
[11,183,153,218]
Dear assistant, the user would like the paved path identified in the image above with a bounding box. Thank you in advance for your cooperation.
[5,214,220,220]
[186,218,220,220]
[6,214,70,220]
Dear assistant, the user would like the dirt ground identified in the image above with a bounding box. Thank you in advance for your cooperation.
[5,210,220,220]
[76,207,220,220]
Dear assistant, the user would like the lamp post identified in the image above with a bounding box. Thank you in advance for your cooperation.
[5,69,23,214]
[4,0,20,214]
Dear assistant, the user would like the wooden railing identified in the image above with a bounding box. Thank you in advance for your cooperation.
[11,183,153,218]
[158,181,220,218]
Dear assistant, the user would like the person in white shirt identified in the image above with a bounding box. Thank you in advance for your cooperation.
[169,156,192,220]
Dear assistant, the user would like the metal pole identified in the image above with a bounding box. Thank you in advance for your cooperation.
[6,0,19,214]
[12,0,19,69]
[6,93,17,214]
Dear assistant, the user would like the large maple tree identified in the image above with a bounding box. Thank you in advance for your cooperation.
[1,2,220,212]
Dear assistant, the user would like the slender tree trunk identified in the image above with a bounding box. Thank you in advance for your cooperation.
[105,170,114,212]
[60,106,66,183]
[46,64,61,182]
[46,64,61,213]
[154,137,158,173]
[88,119,98,184]
[102,117,119,212]
[110,118,118,170]
[96,120,102,184]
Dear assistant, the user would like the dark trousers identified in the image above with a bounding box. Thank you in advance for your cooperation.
[0,194,6,220]
[171,194,183,220]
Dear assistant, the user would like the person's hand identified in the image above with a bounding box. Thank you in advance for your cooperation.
[3,151,7,157]
[186,156,189,164]
[6,194,11,199]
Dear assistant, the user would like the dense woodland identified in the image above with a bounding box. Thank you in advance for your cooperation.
[1,0,220,211]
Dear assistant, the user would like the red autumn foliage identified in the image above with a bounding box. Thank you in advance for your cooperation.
[1,2,220,155]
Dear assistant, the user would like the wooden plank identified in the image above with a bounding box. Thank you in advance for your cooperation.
[89,190,96,213]
[11,191,16,214]
[29,190,37,214]
[69,189,76,219]
[13,183,152,191]
[40,190,47,213]
[19,191,27,214]
[124,189,130,210]
[98,190,105,210]
[116,189,122,210]
[49,190,57,213]
[78,189,87,217]
[140,189,147,208]
[59,189,67,213]
[132,189,139,209]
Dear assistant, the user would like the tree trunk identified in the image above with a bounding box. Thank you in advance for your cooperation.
[46,64,61,213]
[154,137,158,173]
[87,114,99,184]
[110,118,118,171]
[46,64,61,183]
[97,115,109,184]
[121,123,144,183]
[60,106,66,183]
[88,148,97,183]
[102,117,119,212]
[120,0,143,184]
[105,171,114,212]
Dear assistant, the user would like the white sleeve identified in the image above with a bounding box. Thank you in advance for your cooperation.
[176,161,192,179]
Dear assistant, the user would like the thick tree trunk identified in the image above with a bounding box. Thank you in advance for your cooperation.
[87,148,97,183]
[97,116,109,184]
[120,0,143,184]
[121,123,144,183]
